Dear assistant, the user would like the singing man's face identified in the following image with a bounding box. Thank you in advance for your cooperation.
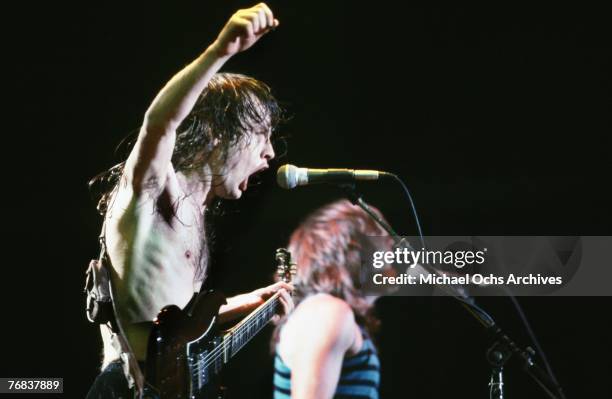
[211,120,275,200]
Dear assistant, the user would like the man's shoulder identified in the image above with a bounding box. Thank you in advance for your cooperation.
[106,165,182,217]
[285,294,355,343]
[299,293,353,317]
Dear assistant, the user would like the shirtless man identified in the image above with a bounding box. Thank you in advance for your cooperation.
[86,3,292,397]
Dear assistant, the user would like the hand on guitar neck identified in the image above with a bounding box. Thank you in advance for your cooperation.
[218,281,294,324]
[143,248,297,399]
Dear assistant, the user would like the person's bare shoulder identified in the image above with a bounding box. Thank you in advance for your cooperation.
[279,294,356,363]
[294,293,354,325]
[107,163,181,220]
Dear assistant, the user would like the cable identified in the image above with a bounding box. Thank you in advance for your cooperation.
[383,172,564,397]
[384,172,426,250]
[507,294,566,399]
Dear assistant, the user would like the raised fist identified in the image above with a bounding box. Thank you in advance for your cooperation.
[211,3,279,57]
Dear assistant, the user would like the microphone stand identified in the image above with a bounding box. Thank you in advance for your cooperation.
[338,183,566,399]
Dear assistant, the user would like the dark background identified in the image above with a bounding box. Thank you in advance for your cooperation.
[2,1,611,398]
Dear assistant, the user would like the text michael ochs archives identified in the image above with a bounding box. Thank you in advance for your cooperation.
[370,248,563,287]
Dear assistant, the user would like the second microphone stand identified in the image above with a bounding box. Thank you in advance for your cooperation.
[338,183,565,399]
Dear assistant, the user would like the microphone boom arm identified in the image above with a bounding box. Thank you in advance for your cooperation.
[337,183,565,399]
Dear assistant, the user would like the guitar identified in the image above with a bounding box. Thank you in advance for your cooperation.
[142,248,295,399]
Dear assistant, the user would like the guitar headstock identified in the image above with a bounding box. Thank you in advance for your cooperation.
[275,248,296,283]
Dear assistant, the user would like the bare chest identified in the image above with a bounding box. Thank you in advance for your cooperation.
[106,192,210,289]
[152,199,209,282]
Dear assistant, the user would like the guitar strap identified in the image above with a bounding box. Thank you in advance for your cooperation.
[84,220,145,398]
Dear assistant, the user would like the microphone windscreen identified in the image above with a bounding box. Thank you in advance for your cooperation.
[276,164,298,189]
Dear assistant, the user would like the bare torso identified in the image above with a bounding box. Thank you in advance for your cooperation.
[101,167,209,364]
[93,2,286,370]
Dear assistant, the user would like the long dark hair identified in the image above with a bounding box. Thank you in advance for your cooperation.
[89,72,284,215]
[277,200,393,341]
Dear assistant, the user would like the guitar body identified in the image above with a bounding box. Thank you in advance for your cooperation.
[144,290,227,399]
[141,249,295,399]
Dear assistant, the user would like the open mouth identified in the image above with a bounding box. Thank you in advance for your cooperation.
[239,165,269,192]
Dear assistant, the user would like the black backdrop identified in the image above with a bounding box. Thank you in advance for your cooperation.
[1,1,611,398]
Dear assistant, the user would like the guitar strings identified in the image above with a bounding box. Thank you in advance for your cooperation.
[189,294,280,378]
[190,266,294,378]
[192,296,277,371]
[189,297,278,380]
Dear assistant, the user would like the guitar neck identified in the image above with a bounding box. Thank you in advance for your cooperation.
[222,293,281,359]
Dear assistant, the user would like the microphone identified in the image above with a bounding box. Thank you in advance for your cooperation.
[276,164,390,189]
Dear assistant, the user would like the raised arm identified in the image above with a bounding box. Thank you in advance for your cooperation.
[123,3,279,193]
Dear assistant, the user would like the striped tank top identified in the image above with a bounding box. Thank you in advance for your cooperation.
[273,332,380,399]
